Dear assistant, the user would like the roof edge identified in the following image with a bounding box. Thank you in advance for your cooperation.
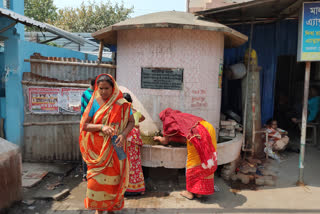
[92,22,248,48]
[195,0,275,16]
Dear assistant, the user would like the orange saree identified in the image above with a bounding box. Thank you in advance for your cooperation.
[79,74,131,211]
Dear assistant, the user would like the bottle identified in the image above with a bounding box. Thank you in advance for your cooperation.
[111,135,127,160]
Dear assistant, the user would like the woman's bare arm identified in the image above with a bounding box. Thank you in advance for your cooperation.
[139,114,145,123]
[121,114,135,137]
[83,116,114,135]
[169,135,187,143]
[115,114,135,147]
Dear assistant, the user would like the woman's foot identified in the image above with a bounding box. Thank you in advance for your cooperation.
[195,194,203,198]
[180,190,194,200]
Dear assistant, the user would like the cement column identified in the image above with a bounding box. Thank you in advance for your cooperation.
[4,29,23,146]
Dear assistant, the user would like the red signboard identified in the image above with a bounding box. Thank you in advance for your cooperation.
[28,87,87,114]
[28,87,60,113]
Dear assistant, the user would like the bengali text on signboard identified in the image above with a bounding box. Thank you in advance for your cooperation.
[28,87,86,114]
[28,87,60,114]
[298,2,320,61]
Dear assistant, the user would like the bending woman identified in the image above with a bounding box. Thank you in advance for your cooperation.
[79,74,135,214]
[154,108,217,200]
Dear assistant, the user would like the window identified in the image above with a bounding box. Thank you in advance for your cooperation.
[0,41,4,53]
[3,0,10,9]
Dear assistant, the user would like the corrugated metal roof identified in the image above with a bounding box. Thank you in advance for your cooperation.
[24,53,116,82]
[92,11,248,48]
[196,0,303,25]
[25,32,112,58]
[0,7,86,45]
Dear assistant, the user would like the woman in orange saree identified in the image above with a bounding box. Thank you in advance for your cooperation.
[154,108,217,200]
[79,74,135,214]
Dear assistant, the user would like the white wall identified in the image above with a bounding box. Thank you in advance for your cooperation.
[117,28,224,135]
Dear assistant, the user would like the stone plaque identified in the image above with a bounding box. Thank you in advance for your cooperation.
[141,67,183,90]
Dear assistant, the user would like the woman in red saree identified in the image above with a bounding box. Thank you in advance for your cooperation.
[154,108,218,200]
[79,74,135,214]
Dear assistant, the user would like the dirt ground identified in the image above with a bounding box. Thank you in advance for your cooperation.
[4,143,320,214]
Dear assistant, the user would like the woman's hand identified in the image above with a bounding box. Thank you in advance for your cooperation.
[102,126,114,136]
[115,134,125,147]
[153,136,169,145]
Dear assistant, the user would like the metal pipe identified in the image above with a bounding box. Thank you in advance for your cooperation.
[186,0,190,12]
[252,90,256,156]
[242,21,254,152]
[298,61,311,185]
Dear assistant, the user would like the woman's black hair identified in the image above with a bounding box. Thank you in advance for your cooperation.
[90,76,97,87]
[266,118,276,125]
[97,75,114,88]
[123,93,132,103]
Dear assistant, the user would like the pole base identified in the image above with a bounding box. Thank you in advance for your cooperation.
[296,181,305,186]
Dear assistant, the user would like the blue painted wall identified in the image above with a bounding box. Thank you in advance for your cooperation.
[3,39,101,145]
[224,20,299,124]
[0,1,105,145]
[11,0,25,39]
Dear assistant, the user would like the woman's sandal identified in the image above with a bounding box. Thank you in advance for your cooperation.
[180,191,194,200]
[195,194,203,199]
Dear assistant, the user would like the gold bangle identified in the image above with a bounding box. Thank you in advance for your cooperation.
[101,125,104,131]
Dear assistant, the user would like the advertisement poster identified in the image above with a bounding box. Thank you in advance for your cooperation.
[28,87,86,114]
[298,2,320,61]
[59,88,86,113]
[28,87,60,113]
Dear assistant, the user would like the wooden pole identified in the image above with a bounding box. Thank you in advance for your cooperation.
[98,41,104,63]
[298,61,311,185]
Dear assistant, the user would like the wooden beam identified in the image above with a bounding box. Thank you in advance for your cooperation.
[24,58,116,68]
[98,40,104,63]
[21,80,90,88]
[0,21,17,33]
[24,121,80,126]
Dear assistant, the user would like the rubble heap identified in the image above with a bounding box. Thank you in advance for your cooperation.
[221,157,278,186]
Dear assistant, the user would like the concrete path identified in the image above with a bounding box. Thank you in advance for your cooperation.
[7,146,320,214]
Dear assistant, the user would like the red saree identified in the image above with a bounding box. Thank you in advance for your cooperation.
[79,74,131,211]
[160,108,218,195]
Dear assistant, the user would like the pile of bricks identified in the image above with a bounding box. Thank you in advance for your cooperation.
[221,157,277,186]
[219,120,242,138]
